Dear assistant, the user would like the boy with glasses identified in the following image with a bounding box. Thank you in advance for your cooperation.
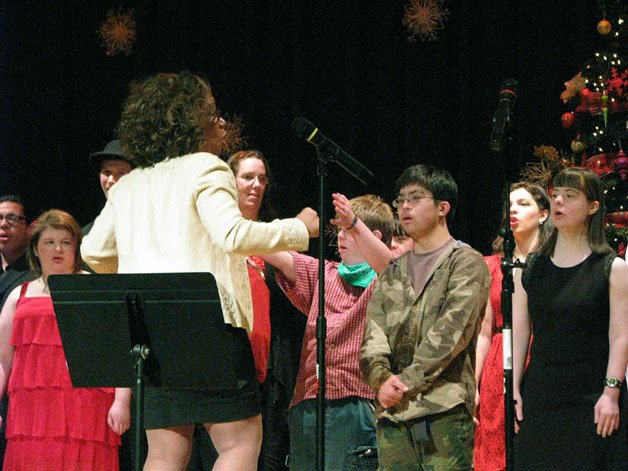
[360,164,490,470]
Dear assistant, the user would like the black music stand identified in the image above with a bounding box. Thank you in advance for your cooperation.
[48,272,247,471]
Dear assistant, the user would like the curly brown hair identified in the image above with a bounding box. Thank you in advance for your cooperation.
[116,72,217,167]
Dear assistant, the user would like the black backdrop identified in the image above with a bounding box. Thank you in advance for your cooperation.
[0,1,599,255]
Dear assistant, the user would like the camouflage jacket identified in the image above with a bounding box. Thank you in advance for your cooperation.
[360,240,490,422]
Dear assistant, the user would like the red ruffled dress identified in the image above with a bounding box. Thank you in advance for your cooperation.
[474,255,506,471]
[474,255,531,471]
[3,283,120,471]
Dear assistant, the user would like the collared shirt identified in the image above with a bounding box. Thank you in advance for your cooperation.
[276,252,375,409]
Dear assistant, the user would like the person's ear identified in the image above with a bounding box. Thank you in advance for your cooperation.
[539,209,549,225]
[438,201,451,218]
[372,229,383,241]
[588,200,600,215]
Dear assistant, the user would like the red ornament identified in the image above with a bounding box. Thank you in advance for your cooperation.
[615,150,628,181]
[597,19,612,35]
[561,111,575,128]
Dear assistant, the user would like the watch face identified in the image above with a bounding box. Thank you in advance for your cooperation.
[605,378,621,388]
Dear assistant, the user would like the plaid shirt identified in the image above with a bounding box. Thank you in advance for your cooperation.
[276,252,375,408]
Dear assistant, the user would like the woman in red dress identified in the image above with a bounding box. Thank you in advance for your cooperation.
[228,150,274,385]
[474,182,549,470]
[0,210,129,470]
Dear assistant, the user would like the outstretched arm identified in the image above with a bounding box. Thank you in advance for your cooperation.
[260,252,297,284]
[331,192,392,274]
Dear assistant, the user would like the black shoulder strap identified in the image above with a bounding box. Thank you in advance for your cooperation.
[602,252,616,280]
[521,252,540,288]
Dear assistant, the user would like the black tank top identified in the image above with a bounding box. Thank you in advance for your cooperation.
[521,251,615,414]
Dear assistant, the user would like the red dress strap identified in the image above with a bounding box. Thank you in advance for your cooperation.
[18,282,29,301]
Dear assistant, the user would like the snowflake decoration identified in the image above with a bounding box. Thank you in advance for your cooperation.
[606,67,628,98]
[403,0,450,42]
[222,115,248,154]
[99,9,136,56]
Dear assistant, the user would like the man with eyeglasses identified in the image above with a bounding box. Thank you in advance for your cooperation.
[0,195,34,305]
[0,194,35,465]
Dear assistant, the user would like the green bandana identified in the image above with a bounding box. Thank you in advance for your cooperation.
[337,262,376,288]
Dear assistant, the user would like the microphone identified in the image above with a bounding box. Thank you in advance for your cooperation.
[489,79,519,152]
[292,117,373,185]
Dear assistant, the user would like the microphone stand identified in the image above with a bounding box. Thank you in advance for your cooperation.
[490,78,520,471]
[315,148,327,471]
[307,136,372,471]
[500,216,524,471]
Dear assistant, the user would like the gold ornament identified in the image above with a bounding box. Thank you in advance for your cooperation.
[596,19,612,35]
[99,9,136,56]
[571,139,586,153]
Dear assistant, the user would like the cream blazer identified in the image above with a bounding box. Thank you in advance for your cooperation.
[81,152,309,332]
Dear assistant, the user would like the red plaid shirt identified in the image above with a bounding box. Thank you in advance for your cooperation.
[276,252,376,408]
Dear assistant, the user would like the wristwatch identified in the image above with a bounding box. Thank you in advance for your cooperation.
[604,377,623,389]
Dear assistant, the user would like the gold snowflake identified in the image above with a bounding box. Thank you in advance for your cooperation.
[222,115,248,154]
[99,9,136,56]
[403,0,450,42]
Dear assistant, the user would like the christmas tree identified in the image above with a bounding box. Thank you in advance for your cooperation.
[522,0,628,256]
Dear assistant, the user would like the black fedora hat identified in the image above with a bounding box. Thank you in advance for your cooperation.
[89,140,133,168]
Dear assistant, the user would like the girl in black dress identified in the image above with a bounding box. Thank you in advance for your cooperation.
[512,167,628,470]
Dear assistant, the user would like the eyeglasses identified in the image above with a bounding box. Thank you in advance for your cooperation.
[392,194,434,209]
[238,174,270,186]
[0,214,26,226]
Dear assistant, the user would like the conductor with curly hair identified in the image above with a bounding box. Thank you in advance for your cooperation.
[82,71,319,471]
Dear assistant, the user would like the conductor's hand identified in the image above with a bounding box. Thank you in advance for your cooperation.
[296,207,319,238]
[377,374,409,409]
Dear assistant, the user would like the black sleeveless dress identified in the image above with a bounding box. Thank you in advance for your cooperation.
[514,252,627,470]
